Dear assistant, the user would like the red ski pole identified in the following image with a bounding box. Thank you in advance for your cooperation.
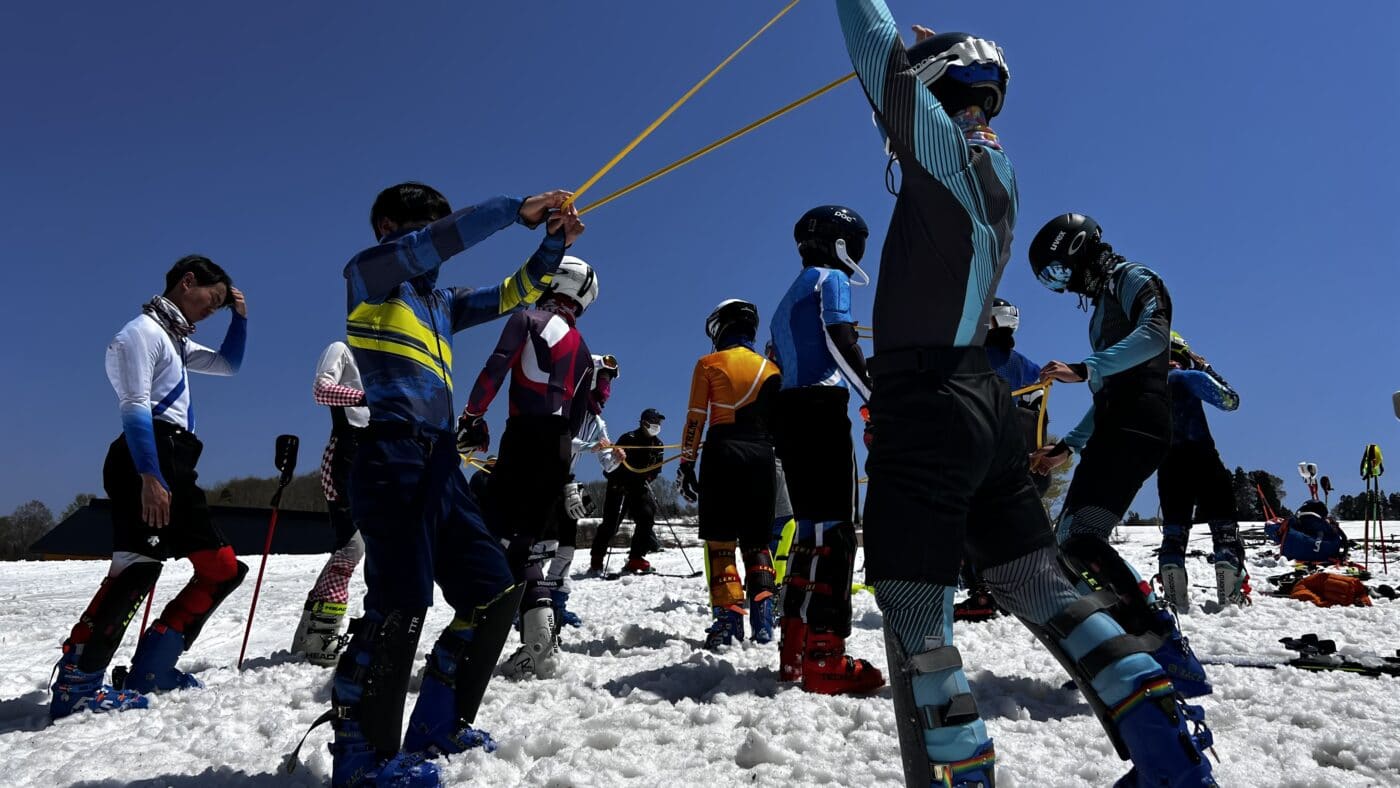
[139,582,156,633]
[238,434,299,669]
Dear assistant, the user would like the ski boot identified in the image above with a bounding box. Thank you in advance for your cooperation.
[750,592,774,644]
[1148,605,1212,698]
[779,617,806,681]
[704,606,746,650]
[1111,679,1216,787]
[1159,563,1190,612]
[801,631,884,695]
[584,558,607,579]
[1214,560,1249,607]
[501,606,561,679]
[49,642,148,720]
[121,623,202,693]
[550,589,581,628]
[953,585,1001,623]
[403,630,498,759]
[621,557,653,575]
[292,600,351,666]
[331,720,441,788]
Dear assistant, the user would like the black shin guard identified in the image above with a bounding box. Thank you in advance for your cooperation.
[335,607,428,757]
[455,584,526,724]
[783,522,857,636]
[74,562,164,673]
[178,560,249,649]
[742,548,776,605]
[1058,535,1164,641]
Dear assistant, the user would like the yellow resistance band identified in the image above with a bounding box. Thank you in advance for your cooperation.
[564,0,804,210]
[579,71,857,216]
[1010,380,1054,449]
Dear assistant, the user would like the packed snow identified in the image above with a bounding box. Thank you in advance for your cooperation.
[1,522,1397,787]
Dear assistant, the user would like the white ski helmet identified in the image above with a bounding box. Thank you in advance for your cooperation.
[546,256,599,313]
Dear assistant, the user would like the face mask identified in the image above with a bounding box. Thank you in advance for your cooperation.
[644,423,661,437]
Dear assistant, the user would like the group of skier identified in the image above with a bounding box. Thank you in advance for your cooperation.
[46,1,1265,786]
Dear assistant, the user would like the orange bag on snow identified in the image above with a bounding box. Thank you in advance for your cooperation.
[1289,572,1373,608]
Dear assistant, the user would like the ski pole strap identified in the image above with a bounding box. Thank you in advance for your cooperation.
[580,71,857,216]
[564,0,803,210]
[1361,444,1385,479]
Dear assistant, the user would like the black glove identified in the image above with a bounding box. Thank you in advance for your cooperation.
[677,461,700,503]
[456,413,490,454]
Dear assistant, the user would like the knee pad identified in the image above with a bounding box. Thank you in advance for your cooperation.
[162,548,248,648]
[1159,523,1190,567]
[70,560,163,673]
[333,606,429,757]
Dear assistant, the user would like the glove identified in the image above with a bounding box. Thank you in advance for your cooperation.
[456,412,490,454]
[859,404,874,449]
[677,461,700,503]
[564,482,587,520]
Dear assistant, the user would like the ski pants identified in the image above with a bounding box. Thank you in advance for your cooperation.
[772,385,859,635]
[1157,441,1243,566]
[486,415,571,610]
[590,473,659,564]
[1056,398,1169,545]
[311,427,365,605]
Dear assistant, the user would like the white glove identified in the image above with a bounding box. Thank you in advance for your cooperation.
[564,482,587,520]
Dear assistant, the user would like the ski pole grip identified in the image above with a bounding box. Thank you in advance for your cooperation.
[275,434,300,486]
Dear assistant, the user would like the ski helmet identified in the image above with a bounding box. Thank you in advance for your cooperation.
[545,256,599,313]
[795,205,869,273]
[988,297,1020,332]
[1028,213,1108,296]
[593,353,620,379]
[705,298,760,343]
[905,32,1010,118]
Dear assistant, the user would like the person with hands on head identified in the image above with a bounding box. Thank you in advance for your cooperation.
[680,300,782,650]
[836,2,1217,784]
[457,256,599,681]
[321,182,582,788]
[51,255,249,723]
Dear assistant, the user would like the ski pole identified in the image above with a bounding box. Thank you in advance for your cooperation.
[139,582,155,633]
[238,434,299,669]
[664,519,702,578]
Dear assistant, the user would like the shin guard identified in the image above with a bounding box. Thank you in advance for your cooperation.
[875,581,990,786]
[704,541,744,610]
[69,560,163,674]
[1060,535,1211,698]
[333,607,428,759]
[160,547,248,648]
[784,520,857,637]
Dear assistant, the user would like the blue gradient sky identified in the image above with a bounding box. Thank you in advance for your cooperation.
[3,1,1397,517]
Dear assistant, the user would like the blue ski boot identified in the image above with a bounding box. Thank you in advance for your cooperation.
[122,623,202,693]
[750,593,774,644]
[551,589,581,628]
[1148,604,1212,698]
[404,629,498,759]
[331,720,441,788]
[1112,678,1216,787]
[704,606,746,650]
[49,642,148,720]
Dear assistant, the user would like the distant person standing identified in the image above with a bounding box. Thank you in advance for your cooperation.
[588,408,666,576]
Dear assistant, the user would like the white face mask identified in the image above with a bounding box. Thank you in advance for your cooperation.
[644,423,661,437]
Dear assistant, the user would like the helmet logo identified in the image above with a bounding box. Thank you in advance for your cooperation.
[833,208,857,224]
[1068,231,1088,255]
[1048,230,1067,251]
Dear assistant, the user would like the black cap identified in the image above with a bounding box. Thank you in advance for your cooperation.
[641,408,665,424]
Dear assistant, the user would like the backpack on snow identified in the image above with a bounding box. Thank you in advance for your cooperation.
[1278,500,1347,563]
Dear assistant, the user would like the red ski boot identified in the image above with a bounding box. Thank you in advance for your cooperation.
[801,631,884,695]
[953,585,1001,623]
[779,617,806,682]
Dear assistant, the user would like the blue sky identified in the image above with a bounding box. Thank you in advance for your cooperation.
[3,1,1397,519]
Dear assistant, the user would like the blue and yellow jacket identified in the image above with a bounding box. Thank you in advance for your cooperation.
[1168,366,1239,446]
[343,195,566,432]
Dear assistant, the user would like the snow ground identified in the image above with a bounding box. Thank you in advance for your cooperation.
[1,523,1398,787]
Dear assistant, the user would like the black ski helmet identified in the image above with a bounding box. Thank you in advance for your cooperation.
[905,32,1010,118]
[705,299,760,343]
[1028,213,1107,295]
[794,205,868,271]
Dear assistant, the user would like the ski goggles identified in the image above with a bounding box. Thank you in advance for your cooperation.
[1035,263,1073,293]
[989,303,1019,331]
[593,354,620,376]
